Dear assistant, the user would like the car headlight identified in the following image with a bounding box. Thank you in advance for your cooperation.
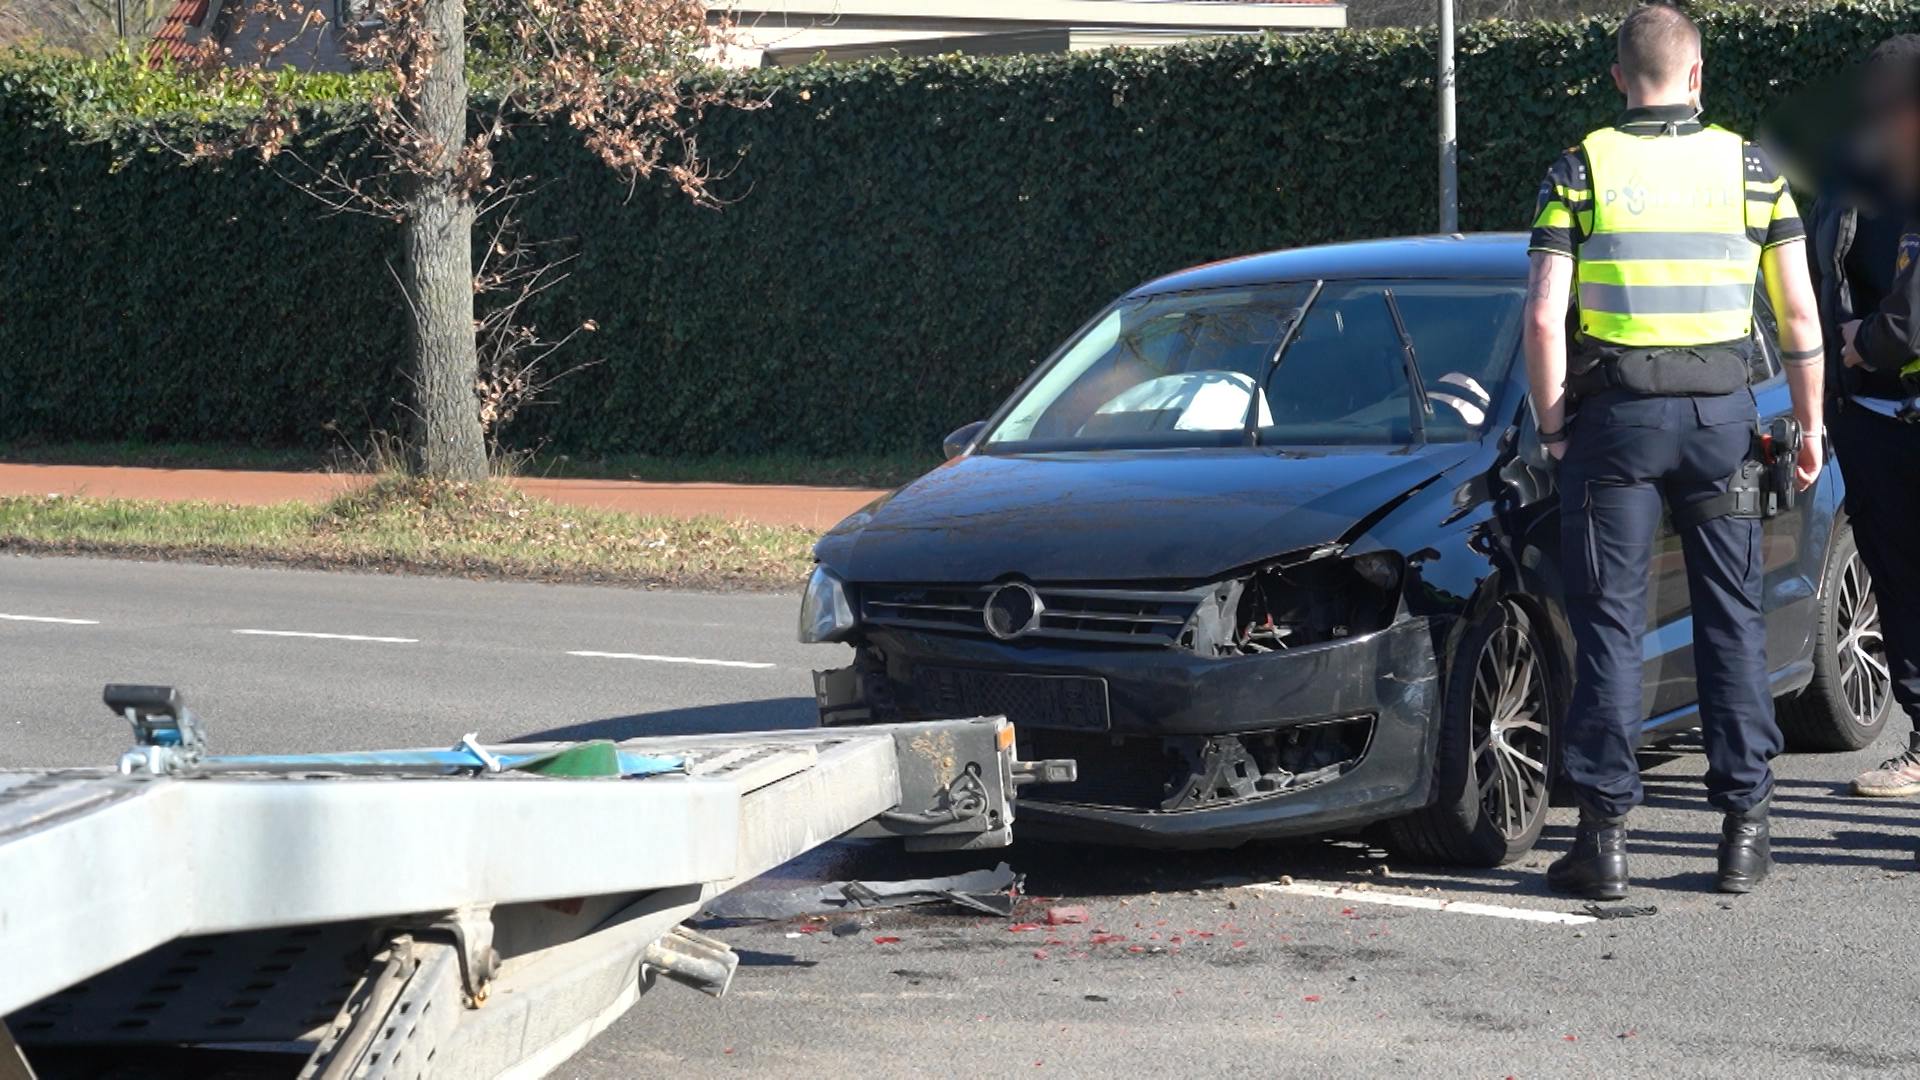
[798,565,857,644]
[1202,550,1407,656]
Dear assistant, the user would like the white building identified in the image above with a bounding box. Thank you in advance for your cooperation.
[716,1,1347,68]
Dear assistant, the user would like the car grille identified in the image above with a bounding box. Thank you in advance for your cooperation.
[862,583,1203,647]
[1016,718,1375,812]
[1013,729,1172,809]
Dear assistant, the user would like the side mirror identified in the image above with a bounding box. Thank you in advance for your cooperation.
[943,420,987,460]
[1501,418,1556,505]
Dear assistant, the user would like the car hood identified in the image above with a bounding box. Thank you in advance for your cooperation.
[817,444,1483,583]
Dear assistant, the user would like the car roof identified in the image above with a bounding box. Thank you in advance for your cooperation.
[1127,232,1530,297]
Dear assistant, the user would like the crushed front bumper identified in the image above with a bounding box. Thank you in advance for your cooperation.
[814,616,1448,848]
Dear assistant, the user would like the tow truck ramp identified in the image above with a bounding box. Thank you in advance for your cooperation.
[0,686,1072,1078]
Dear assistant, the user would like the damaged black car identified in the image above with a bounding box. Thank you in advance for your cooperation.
[799,234,1890,866]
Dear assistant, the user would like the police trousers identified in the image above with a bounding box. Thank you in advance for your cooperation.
[1831,400,1920,729]
[1558,389,1778,819]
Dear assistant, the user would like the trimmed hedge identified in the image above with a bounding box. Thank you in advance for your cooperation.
[3,3,1915,457]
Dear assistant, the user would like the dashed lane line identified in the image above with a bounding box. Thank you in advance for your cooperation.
[566,650,777,670]
[1248,881,1598,926]
[233,629,420,644]
[0,613,99,625]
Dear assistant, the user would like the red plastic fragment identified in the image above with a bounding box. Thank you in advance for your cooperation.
[1033,949,1050,960]
[1089,933,1127,945]
[873,936,902,945]
[1046,906,1090,926]
[1303,995,1322,1003]
[1007,922,1042,933]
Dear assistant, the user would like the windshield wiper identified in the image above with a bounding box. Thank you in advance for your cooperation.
[1246,279,1323,444]
[1381,288,1432,447]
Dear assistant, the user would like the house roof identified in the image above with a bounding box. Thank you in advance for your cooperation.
[148,0,211,66]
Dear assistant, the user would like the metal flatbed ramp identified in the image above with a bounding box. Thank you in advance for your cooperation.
[1,687,1071,1079]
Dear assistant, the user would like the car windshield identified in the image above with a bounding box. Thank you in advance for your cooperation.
[982,279,1526,450]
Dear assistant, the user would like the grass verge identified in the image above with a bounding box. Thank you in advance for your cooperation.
[0,441,937,489]
[0,477,819,590]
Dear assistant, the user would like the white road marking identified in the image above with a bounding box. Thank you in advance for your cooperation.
[566,650,776,670]
[0,613,99,625]
[1249,881,1598,926]
[233,629,419,644]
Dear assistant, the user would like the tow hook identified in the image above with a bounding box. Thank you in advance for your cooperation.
[106,684,206,776]
[1011,758,1077,786]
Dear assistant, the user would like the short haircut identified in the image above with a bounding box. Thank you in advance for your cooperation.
[1616,4,1701,87]
[1865,33,1920,110]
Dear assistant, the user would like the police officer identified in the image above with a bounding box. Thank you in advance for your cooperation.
[1523,2,1825,898]
[1809,38,1920,800]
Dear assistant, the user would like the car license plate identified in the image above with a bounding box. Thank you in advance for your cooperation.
[909,667,1111,731]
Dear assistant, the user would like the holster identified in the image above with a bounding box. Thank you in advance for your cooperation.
[1671,416,1802,531]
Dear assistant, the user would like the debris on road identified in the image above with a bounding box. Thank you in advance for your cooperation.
[1046,905,1090,926]
[1580,903,1658,921]
[704,863,1021,920]
[1201,874,1254,889]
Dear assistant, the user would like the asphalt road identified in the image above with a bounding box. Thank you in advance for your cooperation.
[6,554,1920,1079]
[0,554,839,767]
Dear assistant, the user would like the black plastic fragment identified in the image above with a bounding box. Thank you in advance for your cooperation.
[1580,903,1658,920]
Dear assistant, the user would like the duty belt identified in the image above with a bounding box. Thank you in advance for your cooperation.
[1567,344,1752,398]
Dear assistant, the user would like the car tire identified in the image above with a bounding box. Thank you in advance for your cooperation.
[1387,601,1553,867]
[1778,522,1894,751]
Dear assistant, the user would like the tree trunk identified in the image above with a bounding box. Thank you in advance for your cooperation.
[399,0,486,482]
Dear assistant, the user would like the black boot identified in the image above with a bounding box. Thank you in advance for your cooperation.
[1547,812,1629,900]
[1717,797,1772,894]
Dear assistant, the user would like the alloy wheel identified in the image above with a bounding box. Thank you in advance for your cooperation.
[1835,549,1892,728]
[1471,612,1552,842]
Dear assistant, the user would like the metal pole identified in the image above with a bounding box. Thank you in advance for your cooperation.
[1437,0,1459,233]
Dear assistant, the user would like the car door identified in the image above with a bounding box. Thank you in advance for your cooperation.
[1640,320,1817,721]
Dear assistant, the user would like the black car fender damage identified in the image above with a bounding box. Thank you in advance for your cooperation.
[810,464,1482,839]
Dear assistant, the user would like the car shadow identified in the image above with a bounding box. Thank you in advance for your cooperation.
[507,696,818,742]
[514,708,1917,903]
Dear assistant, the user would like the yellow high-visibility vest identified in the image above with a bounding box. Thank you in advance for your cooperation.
[1575,125,1760,348]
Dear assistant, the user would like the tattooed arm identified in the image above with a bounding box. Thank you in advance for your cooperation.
[1524,151,1583,461]
[1761,238,1825,490]
[1522,251,1574,460]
